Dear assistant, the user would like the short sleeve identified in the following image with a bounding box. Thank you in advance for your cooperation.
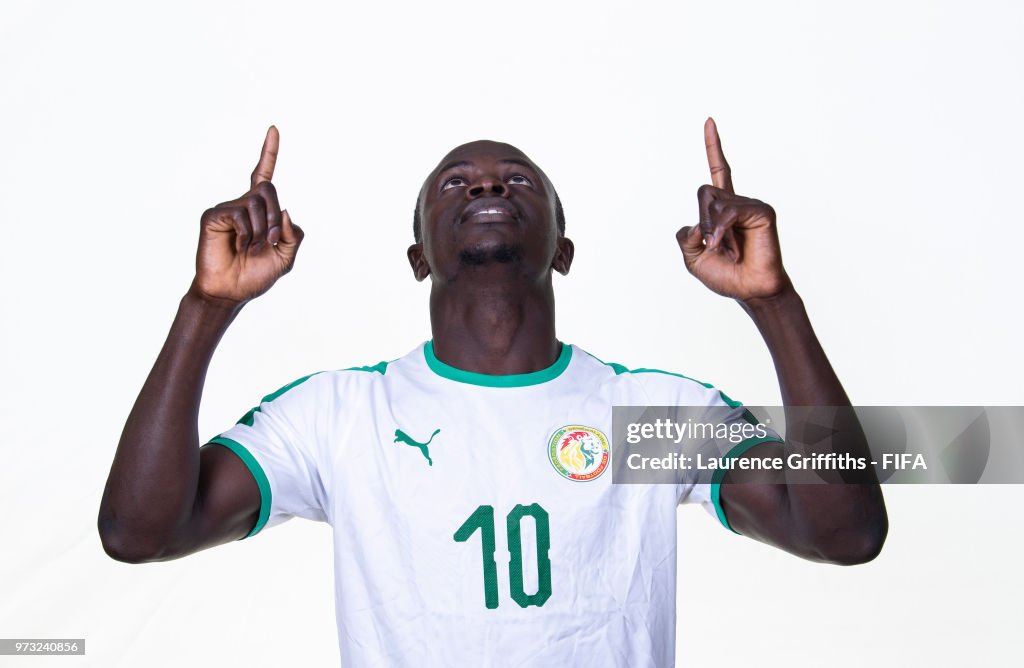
[682,401,783,533]
[626,369,783,533]
[206,372,330,538]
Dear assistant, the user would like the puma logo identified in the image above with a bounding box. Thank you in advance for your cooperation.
[394,428,441,466]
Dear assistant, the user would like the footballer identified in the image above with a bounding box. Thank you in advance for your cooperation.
[98,119,887,666]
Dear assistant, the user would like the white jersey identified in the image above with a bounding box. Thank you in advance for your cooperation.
[208,341,781,667]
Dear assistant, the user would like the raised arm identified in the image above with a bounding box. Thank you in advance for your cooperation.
[98,127,304,563]
[676,118,887,564]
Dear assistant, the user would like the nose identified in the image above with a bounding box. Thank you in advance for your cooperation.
[467,175,508,199]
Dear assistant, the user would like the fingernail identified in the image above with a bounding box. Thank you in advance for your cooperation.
[704,234,713,247]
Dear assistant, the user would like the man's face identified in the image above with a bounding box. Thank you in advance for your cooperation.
[408,140,572,283]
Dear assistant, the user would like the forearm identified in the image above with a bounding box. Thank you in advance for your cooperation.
[98,288,242,559]
[740,288,848,406]
[732,288,887,563]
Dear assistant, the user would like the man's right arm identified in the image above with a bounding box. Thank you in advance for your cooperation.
[98,127,304,563]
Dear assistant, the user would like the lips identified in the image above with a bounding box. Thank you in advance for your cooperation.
[459,198,519,224]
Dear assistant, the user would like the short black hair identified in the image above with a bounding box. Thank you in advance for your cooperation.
[413,191,565,243]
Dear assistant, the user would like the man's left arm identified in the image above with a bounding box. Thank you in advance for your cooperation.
[676,118,888,565]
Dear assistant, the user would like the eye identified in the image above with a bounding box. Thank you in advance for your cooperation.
[442,177,467,191]
[507,174,533,186]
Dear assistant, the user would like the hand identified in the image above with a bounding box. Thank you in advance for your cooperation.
[190,126,304,306]
[676,118,791,302]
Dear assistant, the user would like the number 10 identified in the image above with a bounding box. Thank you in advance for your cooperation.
[453,503,552,609]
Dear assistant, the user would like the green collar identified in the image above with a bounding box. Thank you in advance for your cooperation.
[423,340,572,387]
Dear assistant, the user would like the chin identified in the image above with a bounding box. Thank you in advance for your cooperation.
[458,243,524,267]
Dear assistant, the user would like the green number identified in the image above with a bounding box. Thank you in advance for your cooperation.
[455,503,551,609]
[507,503,552,608]
[453,505,499,609]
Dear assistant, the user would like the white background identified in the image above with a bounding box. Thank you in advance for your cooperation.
[2,0,1022,665]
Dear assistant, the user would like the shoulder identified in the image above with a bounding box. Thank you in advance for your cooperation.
[309,351,406,395]
[268,361,391,397]
[238,349,408,421]
[315,342,426,387]
[571,345,743,408]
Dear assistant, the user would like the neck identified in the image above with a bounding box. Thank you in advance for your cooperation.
[429,268,560,375]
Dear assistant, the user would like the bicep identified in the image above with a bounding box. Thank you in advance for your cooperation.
[159,444,262,560]
[720,444,885,564]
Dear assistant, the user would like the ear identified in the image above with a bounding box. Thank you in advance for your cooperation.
[407,243,431,281]
[551,236,574,276]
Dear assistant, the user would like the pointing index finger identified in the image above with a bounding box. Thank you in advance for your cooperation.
[704,117,734,194]
[251,125,279,189]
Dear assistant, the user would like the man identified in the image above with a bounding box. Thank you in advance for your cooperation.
[98,120,887,666]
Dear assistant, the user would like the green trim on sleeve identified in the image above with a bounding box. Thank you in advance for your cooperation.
[582,351,744,408]
[424,340,572,387]
[237,372,324,427]
[344,361,389,374]
[208,436,272,539]
[710,436,785,534]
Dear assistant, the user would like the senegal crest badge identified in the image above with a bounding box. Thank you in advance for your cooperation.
[548,425,610,482]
